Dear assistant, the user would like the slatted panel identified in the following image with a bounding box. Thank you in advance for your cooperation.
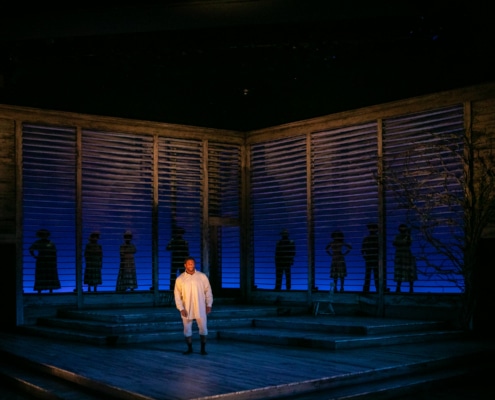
[22,124,77,293]
[208,142,241,289]
[82,130,154,292]
[20,107,467,296]
[383,105,464,293]
[250,136,308,290]
[158,138,202,289]
[312,123,379,293]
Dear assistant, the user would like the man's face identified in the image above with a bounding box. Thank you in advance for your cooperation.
[184,259,196,274]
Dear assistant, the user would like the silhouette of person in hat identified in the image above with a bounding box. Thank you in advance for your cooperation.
[326,230,352,293]
[29,229,61,294]
[361,223,380,293]
[116,230,138,292]
[167,226,189,291]
[84,231,103,292]
[275,229,296,290]
[393,224,417,293]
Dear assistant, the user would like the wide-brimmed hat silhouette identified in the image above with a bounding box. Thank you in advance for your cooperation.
[367,223,378,231]
[173,226,186,235]
[36,228,51,238]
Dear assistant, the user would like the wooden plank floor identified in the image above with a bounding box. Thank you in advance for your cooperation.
[0,307,495,400]
[0,317,494,400]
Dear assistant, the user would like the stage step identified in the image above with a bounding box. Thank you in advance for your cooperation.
[215,314,464,350]
[217,326,465,350]
[252,315,449,334]
[18,304,307,345]
[17,305,463,351]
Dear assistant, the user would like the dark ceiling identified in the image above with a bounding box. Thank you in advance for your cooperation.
[1,1,494,131]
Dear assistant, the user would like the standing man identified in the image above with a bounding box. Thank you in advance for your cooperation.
[275,229,296,290]
[174,257,213,355]
[166,226,189,290]
[361,223,379,293]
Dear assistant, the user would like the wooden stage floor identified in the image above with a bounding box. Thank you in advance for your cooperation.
[0,312,494,400]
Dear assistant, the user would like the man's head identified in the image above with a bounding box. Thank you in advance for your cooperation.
[367,223,378,233]
[89,231,100,241]
[36,228,51,238]
[399,224,408,232]
[184,257,196,274]
[173,226,186,237]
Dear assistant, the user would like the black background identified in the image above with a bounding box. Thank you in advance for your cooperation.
[1,1,494,131]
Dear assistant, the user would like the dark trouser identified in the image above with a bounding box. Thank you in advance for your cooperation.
[363,264,379,292]
[275,264,291,290]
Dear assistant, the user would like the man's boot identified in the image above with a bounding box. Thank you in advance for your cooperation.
[183,336,193,355]
[200,335,207,355]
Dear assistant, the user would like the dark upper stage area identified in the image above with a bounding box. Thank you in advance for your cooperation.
[1,1,494,131]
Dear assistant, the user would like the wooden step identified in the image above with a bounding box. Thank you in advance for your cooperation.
[55,304,293,323]
[216,327,465,350]
[35,316,185,334]
[18,305,285,345]
[19,306,462,350]
[24,317,261,345]
[253,316,449,334]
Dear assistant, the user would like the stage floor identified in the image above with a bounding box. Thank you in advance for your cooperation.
[0,312,494,400]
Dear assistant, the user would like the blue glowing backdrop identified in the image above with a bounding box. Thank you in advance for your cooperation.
[22,105,465,294]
